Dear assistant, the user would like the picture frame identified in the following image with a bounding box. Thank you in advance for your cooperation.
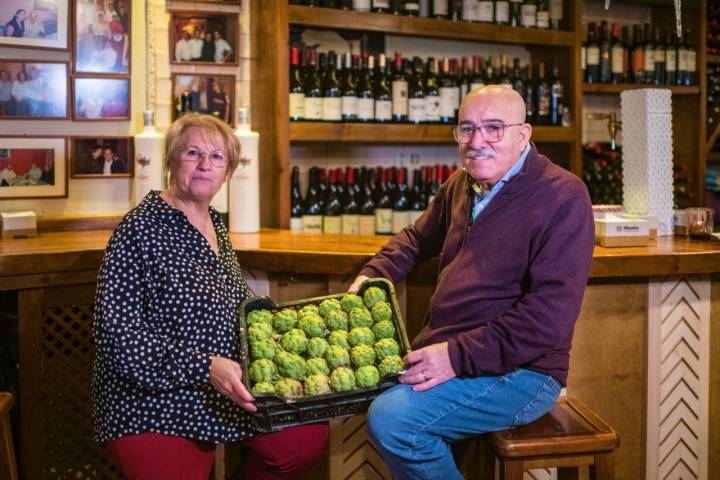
[0,136,68,199]
[0,60,69,120]
[74,0,131,74]
[0,0,69,50]
[71,136,133,178]
[73,76,130,120]
[169,11,238,66]
[171,73,235,125]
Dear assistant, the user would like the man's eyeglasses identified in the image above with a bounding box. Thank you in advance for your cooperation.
[452,122,523,144]
[181,146,227,167]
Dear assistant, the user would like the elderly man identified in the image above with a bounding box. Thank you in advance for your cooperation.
[349,86,595,479]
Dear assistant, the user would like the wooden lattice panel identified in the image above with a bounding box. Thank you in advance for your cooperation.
[40,304,121,480]
[648,275,710,480]
[329,416,392,480]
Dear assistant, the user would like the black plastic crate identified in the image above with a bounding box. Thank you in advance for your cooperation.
[239,278,411,432]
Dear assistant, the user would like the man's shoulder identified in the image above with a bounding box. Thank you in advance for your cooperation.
[535,155,589,202]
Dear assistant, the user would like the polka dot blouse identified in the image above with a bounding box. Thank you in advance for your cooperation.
[92,190,254,443]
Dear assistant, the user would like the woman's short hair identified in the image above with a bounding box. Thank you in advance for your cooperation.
[165,113,241,185]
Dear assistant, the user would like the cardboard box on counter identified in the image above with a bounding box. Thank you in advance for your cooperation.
[1,211,37,239]
[595,215,650,247]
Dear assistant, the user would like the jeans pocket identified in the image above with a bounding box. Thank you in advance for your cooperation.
[511,375,562,428]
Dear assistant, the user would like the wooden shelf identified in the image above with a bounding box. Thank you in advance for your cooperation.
[290,122,576,143]
[289,5,575,47]
[708,54,720,64]
[582,83,700,95]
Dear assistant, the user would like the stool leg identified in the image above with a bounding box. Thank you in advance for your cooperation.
[499,459,523,480]
[590,452,614,480]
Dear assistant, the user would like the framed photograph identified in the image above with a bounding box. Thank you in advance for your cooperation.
[0,0,69,50]
[71,136,132,178]
[74,0,130,74]
[0,60,69,119]
[170,11,238,66]
[0,136,67,199]
[73,77,130,120]
[171,73,235,125]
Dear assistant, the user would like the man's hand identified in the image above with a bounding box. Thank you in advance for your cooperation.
[209,356,257,412]
[399,342,456,392]
[348,275,370,294]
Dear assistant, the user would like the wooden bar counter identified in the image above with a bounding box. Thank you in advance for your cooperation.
[1,229,719,480]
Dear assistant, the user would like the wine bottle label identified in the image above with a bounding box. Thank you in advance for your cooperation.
[586,46,600,66]
[433,0,448,15]
[304,97,323,120]
[341,214,361,234]
[611,47,624,74]
[439,87,458,118]
[549,0,563,21]
[289,93,305,119]
[654,48,665,64]
[495,1,510,23]
[477,1,494,22]
[392,80,409,116]
[342,95,358,118]
[290,217,303,231]
[323,215,342,234]
[462,0,477,21]
[303,215,323,232]
[392,211,411,233]
[353,0,371,11]
[688,51,696,72]
[644,50,655,72]
[357,98,375,120]
[538,91,550,115]
[520,4,536,27]
[375,100,392,120]
[322,97,342,121]
[666,51,677,72]
[405,2,419,12]
[408,210,423,225]
[536,11,549,28]
[678,49,688,71]
[409,98,426,123]
[359,215,376,235]
[373,0,390,7]
[425,95,440,121]
[375,208,393,234]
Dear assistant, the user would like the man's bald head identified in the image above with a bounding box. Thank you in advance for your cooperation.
[460,85,527,124]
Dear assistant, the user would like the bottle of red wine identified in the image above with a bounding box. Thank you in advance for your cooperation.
[549,60,563,126]
[290,166,304,231]
[359,167,376,235]
[323,169,342,233]
[375,53,393,123]
[318,167,327,212]
[391,52,409,123]
[424,58,441,123]
[341,53,358,121]
[439,57,459,124]
[408,57,426,124]
[534,61,551,125]
[289,47,305,121]
[357,53,375,122]
[322,52,342,121]
[408,167,427,224]
[392,167,410,233]
[302,167,323,232]
[304,49,323,120]
[341,167,361,234]
[374,167,393,234]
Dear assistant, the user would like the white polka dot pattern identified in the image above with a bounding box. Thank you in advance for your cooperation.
[91,190,254,443]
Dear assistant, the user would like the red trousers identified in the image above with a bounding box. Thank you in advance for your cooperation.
[108,424,329,480]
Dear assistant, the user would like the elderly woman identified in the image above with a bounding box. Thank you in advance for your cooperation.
[92,113,328,479]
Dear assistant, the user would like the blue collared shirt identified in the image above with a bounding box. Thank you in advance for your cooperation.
[470,143,530,222]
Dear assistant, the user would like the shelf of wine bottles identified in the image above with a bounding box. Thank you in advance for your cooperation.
[582,143,623,205]
[707,64,720,130]
[288,4,573,47]
[291,164,455,235]
[708,0,720,55]
[582,21,697,87]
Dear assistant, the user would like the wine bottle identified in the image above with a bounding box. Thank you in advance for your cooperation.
[459,56,471,99]
[359,168,376,235]
[353,0,371,11]
[374,167,393,234]
[391,52,409,122]
[461,0,478,21]
[229,108,260,233]
[318,167,327,212]
[524,63,534,122]
[653,26,665,85]
[404,0,420,15]
[549,61,563,126]
[439,57,459,124]
[520,0,536,28]
[357,53,375,122]
[610,23,624,84]
[375,53,393,123]
[133,111,165,207]
[585,22,599,83]
[496,54,512,85]
[495,0,510,25]
[643,23,655,84]
[534,61,550,125]
[424,57,441,123]
[665,30,677,86]
[290,166,304,231]
[289,47,305,121]
[389,0,404,13]
[341,53,358,121]
[470,55,485,91]
[599,21,610,83]
[536,0,549,29]
[511,58,526,100]
[303,168,323,232]
[408,168,427,224]
[477,0,494,23]
[408,56,426,124]
[392,167,410,233]
[548,0,562,29]
[509,0,522,26]
[431,0,449,19]
[631,25,644,84]
[323,169,342,234]
[428,164,441,205]
[304,49,323,120]
[341,167,361,234]
[322,52,342,121]
[685,28,696,86]
[372,0,390,12]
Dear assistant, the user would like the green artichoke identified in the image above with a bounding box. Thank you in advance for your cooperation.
[348,327,375,347]
[248,322,273,343]
[274,378,303,399]
[304,373,332,396]
[325,345,351,369]
[318,298,342,317]
[363,286,387,309]
[374,338,400,361]
[327,330,350,350]
[330,367,356,392]
[306,337,330,358]
[299,314,328,338]
[371,301,393,323]
[306,357,331,376]
[351,344,376,368]
[246,308,273,327]
[251,382,276,395]
[275,351,307,380]
[325,310,349,331]
[280,328,308,355]
[340,293,364,312]
[273,308,298,333]
[378,355,405,377]
[372,320,396,340]
[249,359,277,384]
[348,307,373,329]
[298,304,319,318]
[251,339,278,360]
[355,365,380,388]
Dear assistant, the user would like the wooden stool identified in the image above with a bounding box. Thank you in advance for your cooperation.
[484,396,619,480]
[0,392,19,480]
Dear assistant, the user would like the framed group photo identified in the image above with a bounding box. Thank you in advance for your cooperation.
[170,11,238,66]
[74,0,130,74]
[71,136,132,178]
[73,76,129,120]
[0,60,69,119]
[0,0,69,50]
[0,136,67,199]
[172,73,235,125]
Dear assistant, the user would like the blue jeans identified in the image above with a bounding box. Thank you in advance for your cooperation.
[366,368,561,480]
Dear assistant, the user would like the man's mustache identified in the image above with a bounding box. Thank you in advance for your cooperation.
[466,149,495,159]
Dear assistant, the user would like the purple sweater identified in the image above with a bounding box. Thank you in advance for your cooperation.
[359,144,594,386]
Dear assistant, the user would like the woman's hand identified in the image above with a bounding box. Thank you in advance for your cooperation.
[348,275,370,294]
[209,356,257,412]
